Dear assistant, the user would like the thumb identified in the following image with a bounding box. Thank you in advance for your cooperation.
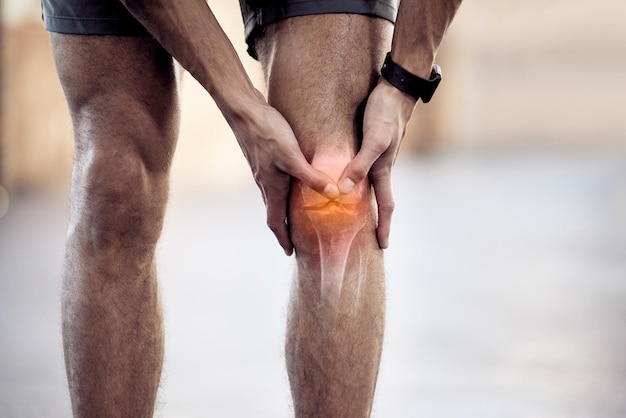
[290,157,340,200]
[337,143,383,194]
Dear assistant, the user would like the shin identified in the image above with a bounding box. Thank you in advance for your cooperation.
[287,147,385,417]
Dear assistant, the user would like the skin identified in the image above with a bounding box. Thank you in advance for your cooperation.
[256,14,391,417]
[49,1,463,416]
[51,35,177,417]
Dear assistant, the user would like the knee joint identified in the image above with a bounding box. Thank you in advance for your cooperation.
[71,150,167,263]
[290,150,374,251]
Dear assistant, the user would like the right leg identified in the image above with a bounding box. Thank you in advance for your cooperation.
[50,34,178,417]
[256,14,393,417]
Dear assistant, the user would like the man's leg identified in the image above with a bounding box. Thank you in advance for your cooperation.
[50,34,178,417]
[256,14,393,417]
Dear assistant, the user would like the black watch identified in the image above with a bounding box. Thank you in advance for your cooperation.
[380,52,442,103]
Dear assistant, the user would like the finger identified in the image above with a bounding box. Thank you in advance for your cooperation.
[338,140,385,194]
[371,169,395,249]
[287,156,340,200]
[265,196,293,256]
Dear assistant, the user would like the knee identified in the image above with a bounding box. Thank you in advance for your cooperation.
[66,91,176,258]
[289,149,377,257]
[69,148,168,265]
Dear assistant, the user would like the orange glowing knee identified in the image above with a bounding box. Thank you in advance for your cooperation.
[298,149,369,310]
[300,149,367,217]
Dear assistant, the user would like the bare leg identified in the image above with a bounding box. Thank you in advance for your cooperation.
[50,34,179,418]
[256,14,393,417]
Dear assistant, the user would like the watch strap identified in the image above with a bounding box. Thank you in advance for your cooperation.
[380,52,442,103]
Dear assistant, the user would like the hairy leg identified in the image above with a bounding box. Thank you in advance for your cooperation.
[256,14,393,417]
[50,34,179,418]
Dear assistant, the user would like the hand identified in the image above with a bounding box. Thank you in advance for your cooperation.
[228,90,340,255]
[337,79,417,249]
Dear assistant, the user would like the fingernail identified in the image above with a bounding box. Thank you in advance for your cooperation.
[339,178,355,194]
[323,183,340,199]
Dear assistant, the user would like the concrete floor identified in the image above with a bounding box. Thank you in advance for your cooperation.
[1,150,626,417]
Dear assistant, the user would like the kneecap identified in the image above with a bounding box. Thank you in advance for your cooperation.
[289,149,375,309]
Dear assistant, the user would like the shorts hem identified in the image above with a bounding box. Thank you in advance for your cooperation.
[43,15,149,36]
[243,0,397,59]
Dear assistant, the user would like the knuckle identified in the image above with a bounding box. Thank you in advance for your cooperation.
[370,140,390,155]
[350,161,370,180]
[380,199,395,214]
[266,216,284,233]
[266,217,277,229]
[370,168,390,182]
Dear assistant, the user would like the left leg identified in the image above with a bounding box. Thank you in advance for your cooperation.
[51,33,178,417]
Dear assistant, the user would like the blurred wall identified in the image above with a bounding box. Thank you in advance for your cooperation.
[1,0,625,189]
[2,11,73,189]
[406,0,626,151]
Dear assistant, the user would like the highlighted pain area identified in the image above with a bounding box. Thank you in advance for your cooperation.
[300,150,369,310]
[300,149,367,223]
[300,187,365,223]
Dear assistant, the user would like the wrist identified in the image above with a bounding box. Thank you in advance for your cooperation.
[389,50,434,80]
[381,52,442,103]
[376,78,418,117]
[217,86,266,126]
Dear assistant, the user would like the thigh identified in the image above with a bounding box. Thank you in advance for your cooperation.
[50,34,179,169]
[255,13,393,159]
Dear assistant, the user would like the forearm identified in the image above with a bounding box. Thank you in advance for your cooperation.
[391,0,463,78]
[120,0,261,120]
[119,1,340,252]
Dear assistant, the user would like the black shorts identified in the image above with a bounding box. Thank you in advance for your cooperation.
[42,0,397,58]
[41,0,149,36]
[239,0,397,58]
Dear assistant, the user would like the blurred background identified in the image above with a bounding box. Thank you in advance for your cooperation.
[1,0,625,417]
